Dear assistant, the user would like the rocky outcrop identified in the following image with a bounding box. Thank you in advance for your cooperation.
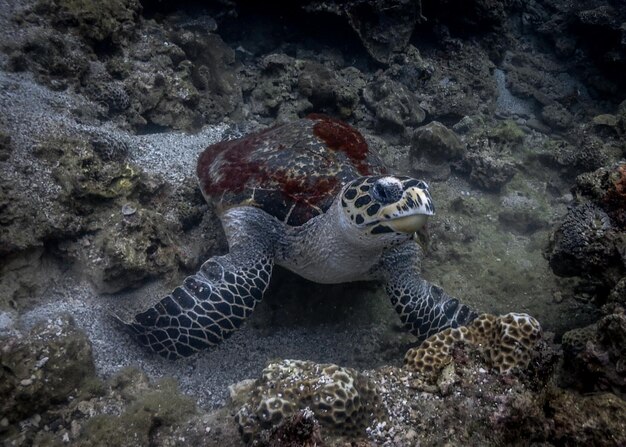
[304,0,425,64]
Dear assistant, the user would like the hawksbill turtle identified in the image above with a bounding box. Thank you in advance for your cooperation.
[121,114,477,359]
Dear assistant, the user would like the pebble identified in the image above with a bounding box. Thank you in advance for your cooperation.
[20,378,33,386]
[121,203,137,216]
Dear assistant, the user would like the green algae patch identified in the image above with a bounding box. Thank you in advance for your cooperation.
[488,119,526,144]
[39,137,139,204]
[80,375,196,446]
[0,315,96,425]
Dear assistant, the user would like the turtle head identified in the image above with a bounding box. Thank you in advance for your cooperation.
[338,176,434,244]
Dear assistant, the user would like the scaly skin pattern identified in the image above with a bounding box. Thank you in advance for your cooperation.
[376,242,478,340]
[123,208,280,360]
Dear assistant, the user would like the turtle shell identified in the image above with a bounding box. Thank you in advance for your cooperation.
[197,114,387,226]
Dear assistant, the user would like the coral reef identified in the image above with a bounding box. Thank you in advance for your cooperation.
[233,359,383,444]
[1,0,626,445]
[404,313,542,377]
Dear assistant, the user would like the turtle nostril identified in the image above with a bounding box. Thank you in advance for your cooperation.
[373,183,387,201]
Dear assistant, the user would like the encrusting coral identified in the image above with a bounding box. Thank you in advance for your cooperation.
[233,359,383,444]
[404,313,542,376]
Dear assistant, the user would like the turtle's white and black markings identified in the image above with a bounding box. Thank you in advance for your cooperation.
[122,115,477,359]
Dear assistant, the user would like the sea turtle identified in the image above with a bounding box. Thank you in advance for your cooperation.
[122,114,477,359]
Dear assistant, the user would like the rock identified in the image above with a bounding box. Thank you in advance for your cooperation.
[411,121,465,161]
[0,314,95,425]
[362,77,425,141]
[5,28,90,91]
[78,372,197,446]
[539,137,608,175]
[561,312,626,397]
[0,130,12,161]
[541,103,574,130]
[463,149,516,191]
[32,0,142,48]
[498,188,550,234]
[304,0,424,64]
[592,113,619,128]
[410,121,465,180]
[87,207,181,293]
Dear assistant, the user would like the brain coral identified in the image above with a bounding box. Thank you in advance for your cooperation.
[234,359,383,443]
[404,313,542,376]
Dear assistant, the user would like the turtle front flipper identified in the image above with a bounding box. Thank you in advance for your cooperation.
[378,242,478,341]
[120,207,280,359]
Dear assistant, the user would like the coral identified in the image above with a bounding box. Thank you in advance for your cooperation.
[88,131,130,162]
[46,136,140,203]
[233,359,383,444]
[84,80,130,115]
[547,203,619,278]
[404,313,542,377]
[601,163,626,229]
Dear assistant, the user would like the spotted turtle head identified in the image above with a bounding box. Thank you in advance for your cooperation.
[338,176,434,243]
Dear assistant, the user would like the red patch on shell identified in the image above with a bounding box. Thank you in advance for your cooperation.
[196,116,383,224]
[307,113,371,176]
[196,128,270,197]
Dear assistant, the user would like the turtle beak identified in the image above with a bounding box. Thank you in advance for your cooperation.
[387,214,430,233]
[383,186,434,234]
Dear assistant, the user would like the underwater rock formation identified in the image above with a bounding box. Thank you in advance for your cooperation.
[304,0,424,64]
[362,76,426,141]
[263,409,325,447]
[561,312,626,397]
[404,313,542,377]
[233,359,383,444]
[410,121,465,179]
[0,315,95,435]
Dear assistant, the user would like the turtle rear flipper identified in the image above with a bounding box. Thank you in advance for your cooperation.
[378,242,478,341]
[119,207,280,359]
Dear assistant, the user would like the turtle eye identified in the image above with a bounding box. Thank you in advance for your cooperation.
[372,179,402,204]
